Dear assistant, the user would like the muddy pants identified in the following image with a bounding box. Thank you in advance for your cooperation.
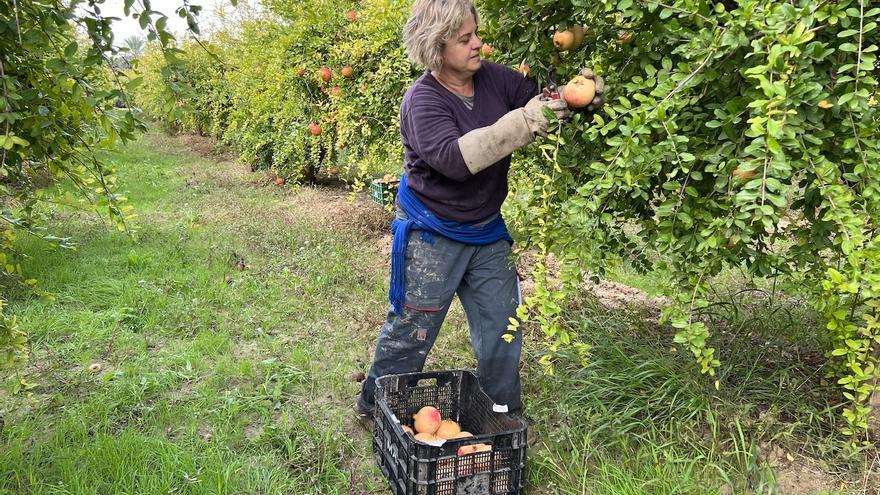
[360,224,523,414]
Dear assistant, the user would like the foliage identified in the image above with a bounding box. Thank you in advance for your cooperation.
[482,0,879,445]
[134,0,418,186]
[0,0,206,389]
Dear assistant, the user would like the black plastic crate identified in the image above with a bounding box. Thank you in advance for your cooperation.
[373,370,527,495]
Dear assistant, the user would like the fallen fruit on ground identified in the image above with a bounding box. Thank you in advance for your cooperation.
[435,419,461,439]
[413,406,442,434]
[275,177,285,185]
[563,75,596,108]
[308,123,322,136]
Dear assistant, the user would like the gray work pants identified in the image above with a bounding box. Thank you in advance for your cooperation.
[360,222,523,414]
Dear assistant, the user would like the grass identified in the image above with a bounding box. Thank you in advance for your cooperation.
[0,129,875,494]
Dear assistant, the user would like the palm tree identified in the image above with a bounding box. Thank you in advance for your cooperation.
[123,35,145,58]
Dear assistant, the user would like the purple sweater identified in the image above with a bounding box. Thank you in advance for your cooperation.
[399,62,538,222]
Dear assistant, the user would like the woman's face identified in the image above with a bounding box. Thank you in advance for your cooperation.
[440,15,482,76]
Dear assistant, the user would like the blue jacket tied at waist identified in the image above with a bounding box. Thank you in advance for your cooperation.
[389,174,513,314]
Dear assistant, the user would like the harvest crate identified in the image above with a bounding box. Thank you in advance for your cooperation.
[373,370,527,495]
[370,177,399,207]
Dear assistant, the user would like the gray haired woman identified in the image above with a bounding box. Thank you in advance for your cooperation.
[357,0,604,418]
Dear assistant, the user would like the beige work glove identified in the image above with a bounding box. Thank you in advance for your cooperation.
[558,68,606,111]
[458,95,570,175]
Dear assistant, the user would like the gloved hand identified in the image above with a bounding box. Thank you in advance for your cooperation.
[558,68,606,111]
[521,94,571,137]
[457,95,571,175]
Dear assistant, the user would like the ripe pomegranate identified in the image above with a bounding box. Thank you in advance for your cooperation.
[330,86,341,97]
[562,75,596,108]
[346,10,358,22]
[328,167,339,176]
[308,123,322,136]
[414,432,439,443]
[275,177,285,185]
[413,406,442,434]
[318,66,332,82]
[340,66,353,77]
[457,444,478,455]
[553,30,576,51]
[732,167,756,181]
[571,25,586,47]
[481,44,493,57]
[435,420,461,439]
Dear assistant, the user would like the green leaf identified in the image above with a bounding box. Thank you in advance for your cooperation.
[64,41,78,57]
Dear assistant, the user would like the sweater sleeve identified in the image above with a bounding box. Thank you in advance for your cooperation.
[400,91,472,182]
[507,69,539,110]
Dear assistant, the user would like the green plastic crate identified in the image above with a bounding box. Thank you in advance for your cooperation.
[370,178,399,207]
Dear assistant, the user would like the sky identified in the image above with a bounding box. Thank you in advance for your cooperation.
[97,0,244,46]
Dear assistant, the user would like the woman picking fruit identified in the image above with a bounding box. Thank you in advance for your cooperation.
[357,0,604,419]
